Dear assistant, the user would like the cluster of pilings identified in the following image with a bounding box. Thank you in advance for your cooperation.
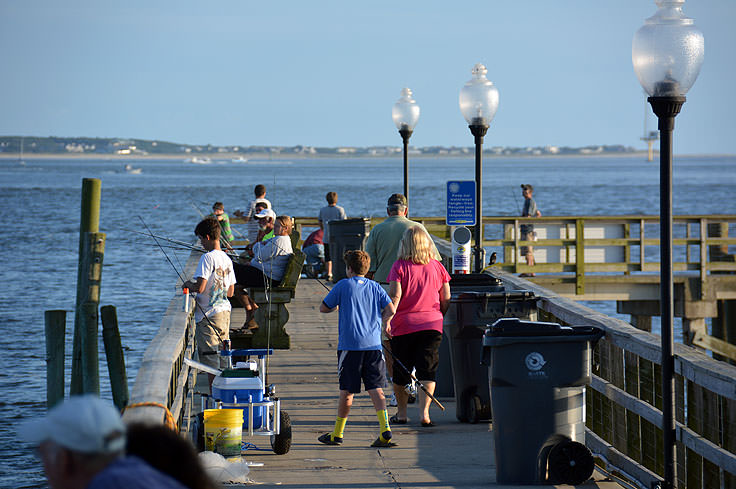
[44,178,129,410]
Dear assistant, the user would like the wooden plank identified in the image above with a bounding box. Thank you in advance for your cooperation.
[724,396,736,488]
[693,331,736,362]
[687,381,704,489]
[702,386,721,489]
[624,350,643,463]
[609,344,627,453]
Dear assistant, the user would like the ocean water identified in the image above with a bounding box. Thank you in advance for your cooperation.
[0,154,734,487]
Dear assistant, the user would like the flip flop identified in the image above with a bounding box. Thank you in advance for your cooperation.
[389,415,407,424]
[421,420,435,427]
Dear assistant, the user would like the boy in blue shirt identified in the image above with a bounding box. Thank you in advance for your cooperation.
[318,250,397,447]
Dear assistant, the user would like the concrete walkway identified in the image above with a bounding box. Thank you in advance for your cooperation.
[226,279,625,489]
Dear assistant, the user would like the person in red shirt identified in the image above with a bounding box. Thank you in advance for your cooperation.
[302,228,325,278]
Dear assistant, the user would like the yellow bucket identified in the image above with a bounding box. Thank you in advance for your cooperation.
[203,409,243,457]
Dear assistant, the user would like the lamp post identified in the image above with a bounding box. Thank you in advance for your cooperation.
[392,88,420,207]
[459,63,499,273]
[632,2,704,488]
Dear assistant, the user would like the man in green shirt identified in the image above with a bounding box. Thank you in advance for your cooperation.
[365,194,440,284]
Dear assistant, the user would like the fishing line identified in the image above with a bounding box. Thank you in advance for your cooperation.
[511,187,522,214]
[137,216,221,340]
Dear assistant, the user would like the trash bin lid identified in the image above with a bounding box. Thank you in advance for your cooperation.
[450,290,534,303]
[485,317,570,336]
[482,318,604,345]
[450,273,503,289]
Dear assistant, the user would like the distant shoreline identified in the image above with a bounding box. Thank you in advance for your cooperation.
[0,151,732,161]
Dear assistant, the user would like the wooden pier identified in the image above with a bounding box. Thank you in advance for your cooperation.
[123,214,736,488]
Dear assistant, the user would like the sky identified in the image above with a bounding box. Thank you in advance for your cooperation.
[1,1,735,155]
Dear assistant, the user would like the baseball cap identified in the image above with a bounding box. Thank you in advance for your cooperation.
[387,193,407,207]
[255,208,276,220]
[520,184,534,192]
[18,395,126,454]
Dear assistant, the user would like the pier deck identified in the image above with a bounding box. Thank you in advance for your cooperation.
[220,279,624,488]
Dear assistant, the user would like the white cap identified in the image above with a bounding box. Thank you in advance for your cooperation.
[18,395,126,454]
[254,208,276,220]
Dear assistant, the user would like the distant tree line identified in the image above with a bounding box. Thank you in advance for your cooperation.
[0,136,636,156]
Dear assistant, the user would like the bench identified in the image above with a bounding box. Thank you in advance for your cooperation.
[231,249,305,350]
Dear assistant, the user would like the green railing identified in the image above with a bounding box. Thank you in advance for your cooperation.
[279,215,736,296]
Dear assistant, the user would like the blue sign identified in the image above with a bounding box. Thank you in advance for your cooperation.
[446,181,476,226]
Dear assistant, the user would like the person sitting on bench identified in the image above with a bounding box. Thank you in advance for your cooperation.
[232,215,294,328]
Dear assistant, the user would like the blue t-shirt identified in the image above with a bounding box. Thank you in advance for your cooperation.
[322,276,391,351]
[87,456,188,489]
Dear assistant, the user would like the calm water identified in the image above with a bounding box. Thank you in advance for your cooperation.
[1,154,734,487]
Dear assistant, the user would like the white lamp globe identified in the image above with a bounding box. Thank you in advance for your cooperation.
[392,88,420,132]
[459,63,499,127]
[632,0,704,97]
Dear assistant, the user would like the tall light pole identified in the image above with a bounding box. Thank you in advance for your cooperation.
[392,88,420,207]
[632,1,704,487]
[459,63,499,273]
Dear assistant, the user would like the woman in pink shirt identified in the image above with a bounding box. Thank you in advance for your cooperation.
[386,226,451,427]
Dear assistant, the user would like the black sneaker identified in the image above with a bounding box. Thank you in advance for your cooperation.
[318,433,343,445]
[371,437,397,448]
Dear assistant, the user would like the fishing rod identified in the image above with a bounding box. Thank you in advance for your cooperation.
[511,187,522,215]
[383,345,445,411]
[138,215,224,347]
[126,227,240,260]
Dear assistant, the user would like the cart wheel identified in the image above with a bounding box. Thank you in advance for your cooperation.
[193,412,205,452]
[547,440,594,485]
[270,410,292,455]
[468,395,483,424]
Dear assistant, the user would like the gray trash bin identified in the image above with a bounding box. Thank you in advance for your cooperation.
[444,276,537,423]
[481,318,604,485]
[328,218,370,282]
[436,273,505,398]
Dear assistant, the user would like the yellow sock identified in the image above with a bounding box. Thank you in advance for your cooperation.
[377,409,392,442]
[332,416,347,440]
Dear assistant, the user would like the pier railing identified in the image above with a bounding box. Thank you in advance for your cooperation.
[122,252,197,429]
[287,214,736,292]
[493,271,736,489]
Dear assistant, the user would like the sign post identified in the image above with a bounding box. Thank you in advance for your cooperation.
[447,181,476,273]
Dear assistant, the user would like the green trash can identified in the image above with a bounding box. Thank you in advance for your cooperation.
[481,318,604,485]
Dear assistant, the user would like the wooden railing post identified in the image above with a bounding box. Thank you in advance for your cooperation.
[576,218,585,295]
[44,310,66,408]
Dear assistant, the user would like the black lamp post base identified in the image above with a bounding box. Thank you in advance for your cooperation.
[648,96,685,131]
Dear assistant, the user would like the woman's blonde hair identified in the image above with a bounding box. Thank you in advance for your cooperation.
[276,215,293,234]
[397,226,434,265]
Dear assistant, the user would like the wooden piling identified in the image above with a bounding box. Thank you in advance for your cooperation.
[101,305,129,411]
[80,302,99,395]
[73,231,106,394]
[71,178,102,395]
[44,310,66,408]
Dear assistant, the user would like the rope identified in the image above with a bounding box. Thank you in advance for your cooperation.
[124,402,178,431]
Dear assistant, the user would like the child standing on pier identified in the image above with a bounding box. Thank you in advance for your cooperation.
[318,250,397,447]
[182,218,236,388]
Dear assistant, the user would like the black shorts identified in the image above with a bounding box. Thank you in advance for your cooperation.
[233,262,280,287]
[324,243,331,261]
[337,350,386,394]
[389,330,442,386]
